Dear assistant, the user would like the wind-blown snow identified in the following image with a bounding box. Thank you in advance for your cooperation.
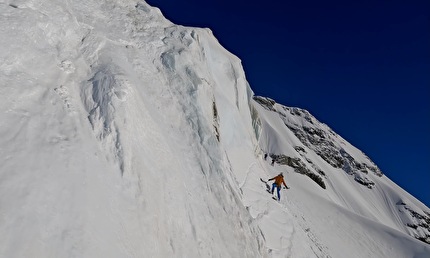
[0,1,429,257]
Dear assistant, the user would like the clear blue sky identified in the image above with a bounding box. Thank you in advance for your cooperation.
[147,0,430,207]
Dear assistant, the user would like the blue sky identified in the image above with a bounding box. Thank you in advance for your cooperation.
[147,0,430,207]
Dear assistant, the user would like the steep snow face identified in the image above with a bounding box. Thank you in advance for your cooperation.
[0,1,265,257]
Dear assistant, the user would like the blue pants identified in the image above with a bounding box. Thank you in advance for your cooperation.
[271,183,281,201]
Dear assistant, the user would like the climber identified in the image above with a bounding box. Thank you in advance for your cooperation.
[268,173,289,201]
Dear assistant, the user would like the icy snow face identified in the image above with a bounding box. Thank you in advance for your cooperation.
[0,1,266,257]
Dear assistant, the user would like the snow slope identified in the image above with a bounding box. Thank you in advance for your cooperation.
[248,97,430,257]
[0,0,429,257]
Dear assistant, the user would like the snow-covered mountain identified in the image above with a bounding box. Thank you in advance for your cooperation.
[0,1,429,257]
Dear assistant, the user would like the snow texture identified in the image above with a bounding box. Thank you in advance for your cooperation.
[0,1,429,257]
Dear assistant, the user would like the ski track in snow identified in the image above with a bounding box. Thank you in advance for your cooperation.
[244,159,331,258]
[285,194,332,258]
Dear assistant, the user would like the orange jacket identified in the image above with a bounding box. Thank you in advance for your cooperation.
[269,175,287,188]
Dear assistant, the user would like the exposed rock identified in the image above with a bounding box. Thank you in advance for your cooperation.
[253,96,276,111]
[399,204,430,244]
[294,146,307,154]
[270,154,326,189]
[354,174,375,189]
